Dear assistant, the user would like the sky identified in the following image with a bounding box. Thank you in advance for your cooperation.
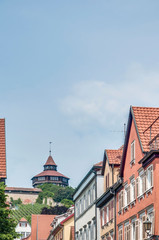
[0,0,159,188]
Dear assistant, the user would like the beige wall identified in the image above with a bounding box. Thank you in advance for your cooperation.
[103,160,120,192]
[6,192,39,204]
[101,218,114,239]
[63,215,74,240]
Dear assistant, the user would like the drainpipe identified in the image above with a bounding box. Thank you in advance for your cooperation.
[114,191,117,240]
[94,170,97,240]
[112,164,114,185]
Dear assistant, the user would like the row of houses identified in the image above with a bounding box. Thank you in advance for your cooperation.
[73,106,159,240]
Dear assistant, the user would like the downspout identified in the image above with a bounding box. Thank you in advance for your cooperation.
[114,191,117,240]
[94,170,97,240]
[112,164,114,185]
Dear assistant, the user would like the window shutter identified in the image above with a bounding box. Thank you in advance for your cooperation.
[145,170,148,191]
[135,220,139,240]
[152,210,155,235]
[142,215,146,239]
[150,166,153,187]
[100,209,102,227]
[119,192,121,211]
[128,185,130,204]
[104,206,106,225]
[136,177,139,197]
[124,226,127,240]
[121,190,124,208]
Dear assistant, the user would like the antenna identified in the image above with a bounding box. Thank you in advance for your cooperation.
[124,123,126,138]
[49,142,52,156]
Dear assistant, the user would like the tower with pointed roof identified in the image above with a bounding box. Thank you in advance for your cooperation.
[31,155,69,188]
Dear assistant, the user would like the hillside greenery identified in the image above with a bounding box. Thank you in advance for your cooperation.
[9,183,75,225]
[10,203,46,225]
[36,183,75,205]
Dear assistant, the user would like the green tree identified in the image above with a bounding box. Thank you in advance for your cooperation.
[0,182,19,240]
[36,183,75,204]
[61,199,74,208]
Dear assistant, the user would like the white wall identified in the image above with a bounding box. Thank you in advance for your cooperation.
[74,171,104,240]
[15,221,31,239]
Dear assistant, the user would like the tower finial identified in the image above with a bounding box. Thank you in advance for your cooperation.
[49,142,52,156]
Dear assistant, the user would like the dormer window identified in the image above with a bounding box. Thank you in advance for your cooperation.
[131,140,135,165]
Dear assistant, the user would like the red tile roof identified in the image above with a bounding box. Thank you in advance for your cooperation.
[33,170,69,179]
[44,156,57,166]
[31,214,56,240]
[19,217,27,222]
[105,147,123,165]
[94,161,103,167]
[0,119,6,179]
[132,106,159,152]
[5,187,42,192]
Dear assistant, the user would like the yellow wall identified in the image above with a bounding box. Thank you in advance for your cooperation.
[101,159,120,239]
[52,215,74,240]
[63,215,74,240]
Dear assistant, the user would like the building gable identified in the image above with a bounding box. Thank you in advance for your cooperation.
[120,107,144,178]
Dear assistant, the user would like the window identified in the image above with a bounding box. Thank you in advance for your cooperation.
[147,165,153,189]
[106,173,109,189]
[50,176,58,181]
[88,190,91,206]
[63,178,68,183]
[124,184,130,207]
[137,170,146,197]
[119,190,124,212]
[135,219,139,240]
[131,219,136,240]
[38,176,45,181]
[106,205,109,223]
[130,178,135,202]
[118,226,123,240]
[148,209,155,235]
[124,223,131,240]
[131,140,135,164]
[110,200,114,220]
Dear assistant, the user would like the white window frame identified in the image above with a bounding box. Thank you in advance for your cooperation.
[130,178,136,202]
[146,165,153,190]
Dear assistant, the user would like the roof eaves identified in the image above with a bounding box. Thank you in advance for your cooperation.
[101,151,106,175]
[119,107,132,177]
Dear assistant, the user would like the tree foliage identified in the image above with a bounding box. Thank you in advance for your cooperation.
[10,197,22,207]
[0,183,19,240]
[41,205,68,215]
[61,199,74,208]
[36,183,75,204]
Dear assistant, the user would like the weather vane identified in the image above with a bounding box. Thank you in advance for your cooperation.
[49,142,52,156]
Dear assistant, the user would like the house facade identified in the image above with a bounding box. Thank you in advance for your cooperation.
[73,162,103,240]
[47,206,74,240]
[15,218,31,240]
[96,148,122,240]
[116,106,159,240]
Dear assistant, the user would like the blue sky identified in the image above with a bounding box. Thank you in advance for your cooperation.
[0,0,159,188]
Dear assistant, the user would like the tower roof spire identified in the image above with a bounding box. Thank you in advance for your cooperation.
[49,141,52,156]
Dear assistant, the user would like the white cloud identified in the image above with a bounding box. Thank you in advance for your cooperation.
[60,64,159,129]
